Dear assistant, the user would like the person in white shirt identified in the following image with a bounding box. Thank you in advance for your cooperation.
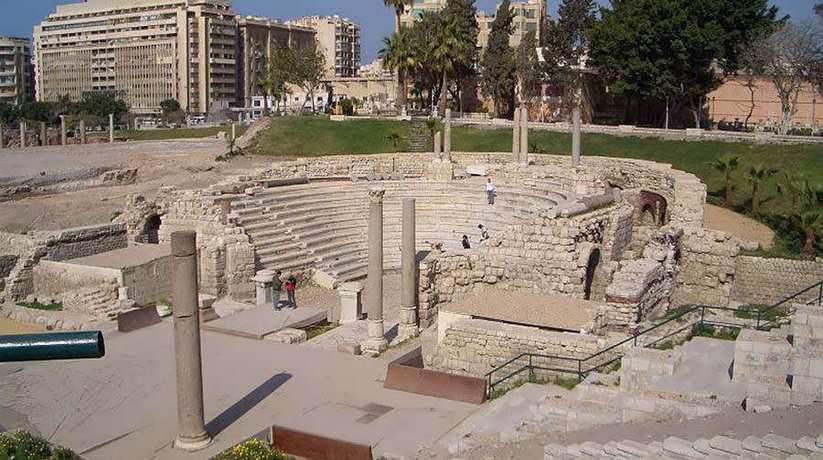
[485,178,497,205]
[478,224,489,242]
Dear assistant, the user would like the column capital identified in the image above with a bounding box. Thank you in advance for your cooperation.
[368,188,385,204]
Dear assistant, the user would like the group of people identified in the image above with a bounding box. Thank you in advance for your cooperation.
[271,270,297,311]
[462,224,490,250]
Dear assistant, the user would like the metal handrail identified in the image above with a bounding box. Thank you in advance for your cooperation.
[483,280,823,398]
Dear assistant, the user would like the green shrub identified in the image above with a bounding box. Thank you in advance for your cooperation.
[214,439,293,460]
[16,301,63,311]
[0,430,80,460]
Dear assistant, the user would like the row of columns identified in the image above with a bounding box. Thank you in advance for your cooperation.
[512,103,529,164]
[0,114,117,149]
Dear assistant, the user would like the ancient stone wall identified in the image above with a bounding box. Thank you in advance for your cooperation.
[672,229,741,307]
[32,261,119,300]
[427,317,610,378]
[122,255,171,306]
[261,153,431,179]
[732,256,823,305]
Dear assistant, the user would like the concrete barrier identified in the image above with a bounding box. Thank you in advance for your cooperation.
[117,307,161,332]
[383,347,487,404]
[271,426,372,460]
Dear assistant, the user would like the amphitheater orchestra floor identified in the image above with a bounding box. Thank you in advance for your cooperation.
[441,288,600,332]
[202,305,327,340]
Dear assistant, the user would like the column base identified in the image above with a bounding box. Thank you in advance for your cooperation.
[398,323,419,340]
[361,337,389,356]
[174,433,212,451]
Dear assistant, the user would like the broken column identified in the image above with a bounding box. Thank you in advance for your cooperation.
[231,122,236,141]
[79,119,86,144]
[252,270,275,307]
[512,106,521,161]
[19,121,26,148]
[337,282,363,324]
[399,198,419,338]
[171,231,212,451]
[40,122,47,146]
[444,109,452,160]
[109,114,115,143]
[519,104,529,164]
[572,105,582,167]
[60,115,67,146]
[362,188,388,355]
[433,130,442,157]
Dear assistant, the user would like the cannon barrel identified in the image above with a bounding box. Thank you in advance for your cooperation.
[0,331,105,362]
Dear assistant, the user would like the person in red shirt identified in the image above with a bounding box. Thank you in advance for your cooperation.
[285,276,297,309]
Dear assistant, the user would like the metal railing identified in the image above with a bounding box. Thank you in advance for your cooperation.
[484,280,823,398]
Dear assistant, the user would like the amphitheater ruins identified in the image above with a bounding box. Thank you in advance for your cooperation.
[0,114,822,459]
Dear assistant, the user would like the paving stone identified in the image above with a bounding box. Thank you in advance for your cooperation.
[616,440,650,457]
[786,455,810,460]
[647,441,664,456]
[578,441,606,457]
[797,437,823,453]
[817,437,823,449]
[664,437,705,458]
[762,434,799,455]
[710,436,744,455]
[743,436,763,453]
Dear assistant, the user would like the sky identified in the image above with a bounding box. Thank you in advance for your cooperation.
[0,0,817,62]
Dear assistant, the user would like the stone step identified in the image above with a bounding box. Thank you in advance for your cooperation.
[335,265,368,282]
[257,248,311,266]
[258,253,317,271]
[323,250,368,269]
[326,257,368,278]
[299,230,362,248]
[247,231,295,246]
[255,241,305,257]
[314,243,366,262]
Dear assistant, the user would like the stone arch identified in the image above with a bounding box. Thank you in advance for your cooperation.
[638,191,668,226]
[142,215,162,244]
[583,247,602,301]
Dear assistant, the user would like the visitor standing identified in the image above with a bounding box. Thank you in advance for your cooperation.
[485,178,497,205]
[286,276,297,308]
[478,224,489,242]
[462,235,471,249]
[272,270,283,311]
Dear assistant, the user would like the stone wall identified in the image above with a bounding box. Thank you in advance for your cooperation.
[426,317,610,378]
[672,229,741,307]
[32,261,119,300]
[122,255,171,306]
[732,256,823,305]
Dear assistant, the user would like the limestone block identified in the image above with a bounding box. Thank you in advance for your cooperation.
[337,282,363,324]
[337,342,362,355]
[266,328,308,344]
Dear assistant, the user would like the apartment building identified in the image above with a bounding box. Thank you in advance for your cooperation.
[33,0,238,115]
[237,16,315,108]
[0,37,34,105]
[400,0,545,50]
[286,16,361,78]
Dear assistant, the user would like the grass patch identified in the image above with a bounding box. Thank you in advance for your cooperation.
[16,301,63,311]
[120,125,246,141]
[489,374,580,400]
[693,323,741,341]
[662,305,699,320]
[301,321,339,340]
[734,306,788,322]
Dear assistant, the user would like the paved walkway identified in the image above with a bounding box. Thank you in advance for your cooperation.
[0,322,477,460]
[203,305,326,340]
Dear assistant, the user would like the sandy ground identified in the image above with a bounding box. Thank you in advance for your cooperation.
[704,204,775,249]
[0,140,273,232]
[0,317,44,334]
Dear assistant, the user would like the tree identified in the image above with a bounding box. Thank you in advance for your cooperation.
[384,0,410,33]
[258,47,293,115]
[76,91,128,128]
[431,14,470,115]
[0,102,18,126]
[290,39,327,113]
[160,99,181,115]
[776,171,807,211]
[387,132,402,151]
[515,31,540,103]
[381,29,418,112]
[443,0,480,111]
[745,22,823,134]
[481,0,516,118]
[746,164,777,214]
[795,211,822,258]
[710,155,739,206]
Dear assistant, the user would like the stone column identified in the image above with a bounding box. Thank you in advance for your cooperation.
[444,109,452,161]
[519,104,529,164]
[231,122,236,140]
[1,123,5,149]
[60,115,67,146]
[433,130,442,157]
[362,188,388,355]
[572,105,582,167]
[20,121,26,148]
[109,114,115,143]
[512,106,521,161]
[399,198,419,338]
[171,231,212,451]
[79,119,86,145]
[40,122,47,146]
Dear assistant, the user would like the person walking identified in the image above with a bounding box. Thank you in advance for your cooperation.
[485,178,497,205]
[272,270,283,311]
[285,276,297,308]
[478,224,489,242]
[462,235,471,249]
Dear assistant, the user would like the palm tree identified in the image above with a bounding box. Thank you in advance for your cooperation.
[384,0,409,33]
[746,164,777,215]
[709,155,740,206]
[380,29,417,113]
[796,211,822,258]
[431,14,470,116]
[776,171,806,212]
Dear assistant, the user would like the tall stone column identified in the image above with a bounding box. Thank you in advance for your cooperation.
[60,115,67,146]
[512,106,521,161]
[79,119,86,145]
[109,114,115,143]
[362,188,388,355]
[519,104,529,164]
[20,121,26,148]
[231,122,236,140]
[572,105,582,167]
[444,109,452,161]
[40,122,47,146]
[399,198,419,338]
[433,130,442,157]
[171,231,212,451]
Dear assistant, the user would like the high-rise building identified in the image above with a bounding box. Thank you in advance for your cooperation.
[286,16,361,78]
[0,36,34,105]
[33,0,239,115]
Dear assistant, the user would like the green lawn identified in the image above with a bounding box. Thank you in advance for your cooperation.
[118,125,247,141]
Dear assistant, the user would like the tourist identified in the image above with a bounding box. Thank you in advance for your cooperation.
[478,224,489,242]
[286,276,297,308]
[462,235,471,249]
[485,178,497,205]
[272,270,283,311]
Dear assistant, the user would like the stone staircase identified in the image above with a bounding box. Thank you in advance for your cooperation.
[62,282,120,319]
[230,178,568,284]
[407,121,430,152]
[544,433,823,459]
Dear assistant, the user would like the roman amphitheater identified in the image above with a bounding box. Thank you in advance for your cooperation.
[0,118,822,460]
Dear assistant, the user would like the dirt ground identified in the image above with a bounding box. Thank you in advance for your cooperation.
[0,139,274,233]
[0,317,44,334]
[703,204,775,249]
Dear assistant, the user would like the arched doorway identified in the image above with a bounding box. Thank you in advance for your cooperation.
[583,248,601,301]
[144,215,161,244]
[638,191,668,226]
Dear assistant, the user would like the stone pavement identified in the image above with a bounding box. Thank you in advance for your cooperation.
[202,305,326,340]
[0,322,478,460]
[301,319,401,352]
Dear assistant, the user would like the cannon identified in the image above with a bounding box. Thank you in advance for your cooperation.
[0,331,105,363]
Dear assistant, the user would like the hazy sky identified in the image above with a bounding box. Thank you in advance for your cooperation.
[0,0,817,62]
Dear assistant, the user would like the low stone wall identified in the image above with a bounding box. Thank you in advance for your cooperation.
[672,230,741,307]
[35,224,128,262]
[0,303,100,330]
[732,256,823,305]
[620,347,682,393]
[122,255,171,306]
[426,317,610,378]
[33,260,119,299]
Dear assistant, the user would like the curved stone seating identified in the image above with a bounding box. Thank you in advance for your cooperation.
[231,178,565,283]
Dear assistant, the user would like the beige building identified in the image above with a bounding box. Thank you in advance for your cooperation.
[401,0,545,50]
[286,16,361,78]
[33,0,239,115]
[707,77,822,128]
[0,36,34,105]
